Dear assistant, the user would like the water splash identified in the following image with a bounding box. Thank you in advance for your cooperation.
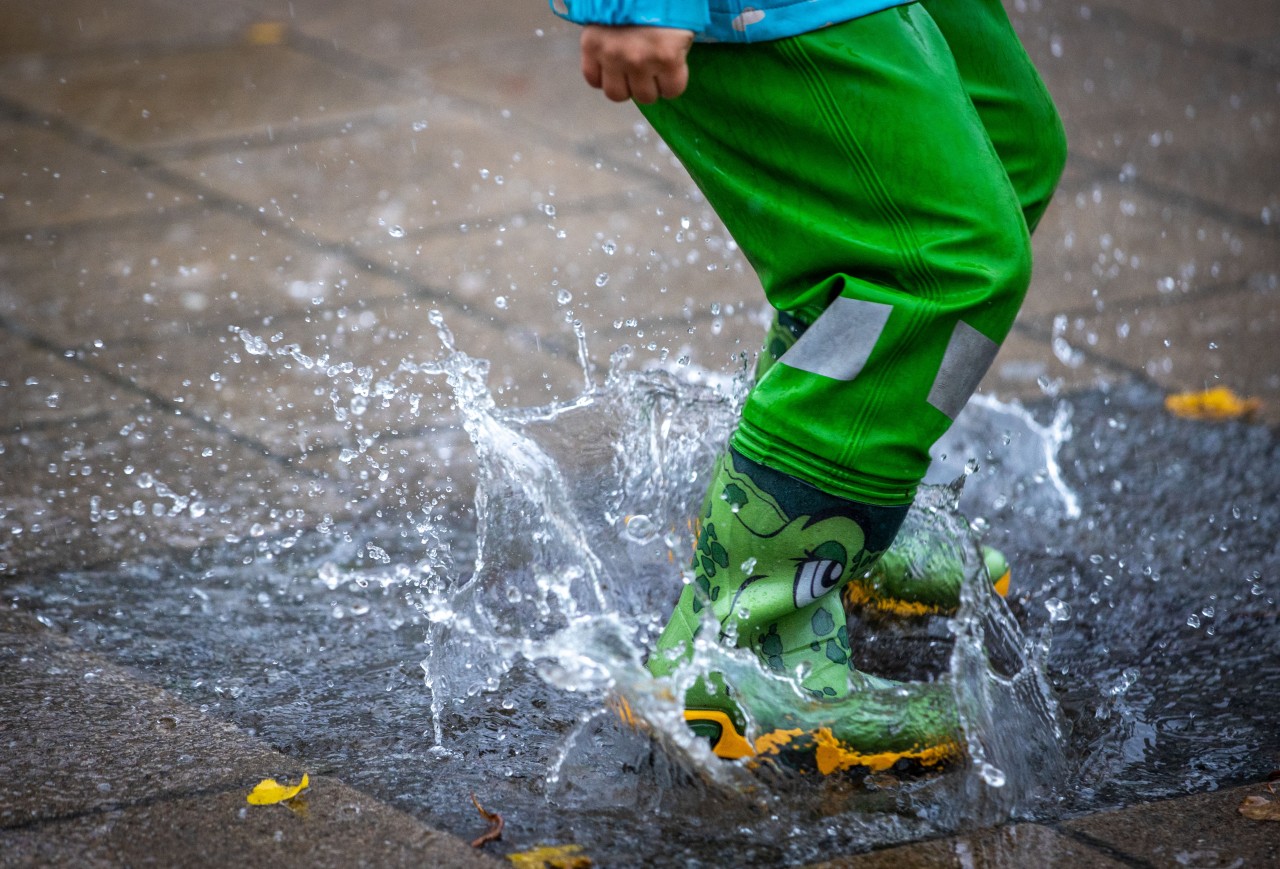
[11,312,1274,864]
[412,310,1067,837]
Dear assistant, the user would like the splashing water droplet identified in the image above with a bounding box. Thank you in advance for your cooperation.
[621,514,658,544]
[388,225,406,238]
[595,273,610,288]
[318,562,342,590]
[1105,667,1141,696]
[979,762,1007,788]
[556,289,573,305]
[239,331,269,356]
[1045,598,1071,622]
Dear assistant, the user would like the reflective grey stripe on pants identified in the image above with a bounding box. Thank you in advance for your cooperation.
[778,297,894,382]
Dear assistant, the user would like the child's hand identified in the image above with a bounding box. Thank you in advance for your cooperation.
[580,25,693,104]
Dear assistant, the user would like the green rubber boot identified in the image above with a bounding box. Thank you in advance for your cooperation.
[645,449,963,772]
[843,530,1011,618]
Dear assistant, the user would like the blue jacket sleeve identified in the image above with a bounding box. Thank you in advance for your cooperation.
[549,0,711,33]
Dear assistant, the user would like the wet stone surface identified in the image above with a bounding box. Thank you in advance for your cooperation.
[809,822,1131,868]
[988,384,1280,808]
[0,610,496,868]
[1063,786,1280,868]
[4,378,1278,867]
[0,607,302,825]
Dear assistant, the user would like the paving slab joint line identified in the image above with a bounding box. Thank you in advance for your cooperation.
[1083,2,1280,75]
[1048,823,1159,868]
[0,781,278,835]
[0,312,290,468]
[1065,151,1278,239]
[1004,316,1280,434]
[282,28,406,85]
[1005,318,1148,385]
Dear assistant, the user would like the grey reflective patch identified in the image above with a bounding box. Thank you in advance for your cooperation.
[778,297,893,381]
[927,321,1000,420]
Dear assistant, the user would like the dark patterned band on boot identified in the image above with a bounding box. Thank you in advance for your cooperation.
[727,447,909,553]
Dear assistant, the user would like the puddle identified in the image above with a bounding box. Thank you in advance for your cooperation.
[7,319,1279,866]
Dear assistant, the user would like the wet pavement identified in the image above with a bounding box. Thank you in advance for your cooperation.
[2,0,1277,866]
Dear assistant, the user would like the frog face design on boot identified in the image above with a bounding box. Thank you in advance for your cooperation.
[644,449,961,774]
[686,453,876,685]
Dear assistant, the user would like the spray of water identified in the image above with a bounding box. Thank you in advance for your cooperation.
[395,310,1070,836]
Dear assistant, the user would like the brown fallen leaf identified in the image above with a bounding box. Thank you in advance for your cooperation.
[1238,794,1280,822]
[470,793,504,848]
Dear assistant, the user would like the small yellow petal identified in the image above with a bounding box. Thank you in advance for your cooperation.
[246,773,309,805]
[1165,387,1261,421]
[245,21,287,46]
[507,843,593,868]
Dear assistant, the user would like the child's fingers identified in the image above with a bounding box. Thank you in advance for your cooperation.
[599,65,634,102]
[629,73,662,105]
[581,54,603,90]
[579,25,692,103]
[656,62,689,100]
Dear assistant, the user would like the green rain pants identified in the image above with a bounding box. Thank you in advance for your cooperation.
[638,0,1066,506]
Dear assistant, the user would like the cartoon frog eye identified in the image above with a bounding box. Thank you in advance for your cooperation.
[793,541,848,608]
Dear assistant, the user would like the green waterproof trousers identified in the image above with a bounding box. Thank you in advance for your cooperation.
[638,0,1066,506]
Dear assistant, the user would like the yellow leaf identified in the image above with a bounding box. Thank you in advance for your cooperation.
[246,773,309,806]
[245,21,287,46]
[507,843,594,868]
[1164,387,1261,421]
[1239,794,1280,821]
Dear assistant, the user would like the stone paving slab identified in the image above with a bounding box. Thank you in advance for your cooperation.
[805,783,1280,868]
[0,40,413,155]
[1,775,496,869]
[241,0,554,69]
[1027,170,1276,319]
[410,25,649,141]
[806,782,1280,867]
[0,0,262,58]
[1064,784,1280,868]
[1031,3,1278,222]
[0,607,497,867]
[1091,0,1280,54]
[0,208,390,348]
[0,119,196,233]
[0,379,363,576]
[808,822,1131,868]
[163,100,640,253]
[1065,278,1280,406]
[0,608,300,824]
